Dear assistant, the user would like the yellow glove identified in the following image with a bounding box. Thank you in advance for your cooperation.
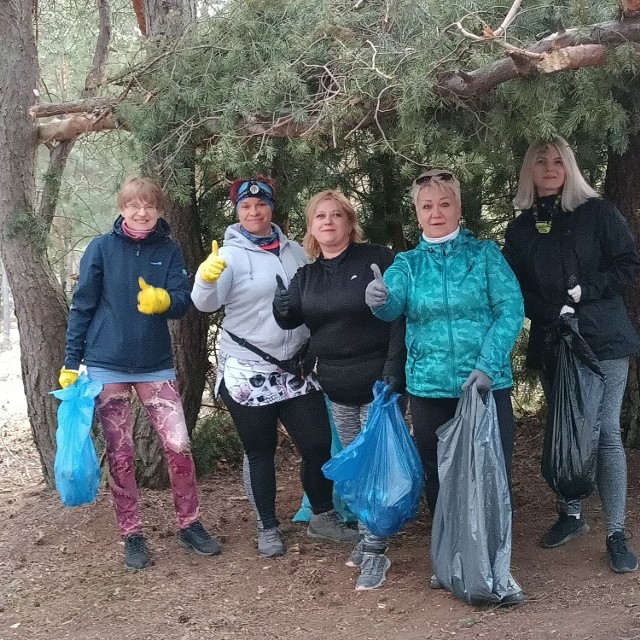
[137,277,171,315]
[199,240,227,283]
[59,368,79,389]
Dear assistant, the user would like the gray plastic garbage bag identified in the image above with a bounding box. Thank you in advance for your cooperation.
[431,386,511,605]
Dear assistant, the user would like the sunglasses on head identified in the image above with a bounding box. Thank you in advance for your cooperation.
[414,171,454,186]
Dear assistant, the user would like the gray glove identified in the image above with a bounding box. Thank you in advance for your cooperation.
[461,369,493,392]
[365,263,389,308]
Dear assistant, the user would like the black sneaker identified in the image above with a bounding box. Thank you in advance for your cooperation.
[540,514,589,549]
[606,531,638,573]
[500,575,526,605]
[124,534,151,570]
[429,574,444,589]
[177,521,222,556]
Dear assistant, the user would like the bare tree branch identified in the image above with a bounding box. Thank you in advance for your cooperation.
[38,0,112,224]
[85,0,112,96]
[622,0,640,19]
[437,17,640,98]
[39,112,120,143]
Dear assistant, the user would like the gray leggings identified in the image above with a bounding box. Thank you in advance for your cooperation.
[540,357,629,535]
[330,400,388,555]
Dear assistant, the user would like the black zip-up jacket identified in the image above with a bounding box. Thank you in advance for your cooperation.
[503,196,640,370]
[274,242,406,404]
[64,217,191,372]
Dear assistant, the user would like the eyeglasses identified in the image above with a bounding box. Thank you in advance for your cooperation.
[124,204,157,213]
[414,171,455,186]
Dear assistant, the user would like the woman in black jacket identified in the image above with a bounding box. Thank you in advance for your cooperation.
[503,136,640,574]
[273,190,406,591]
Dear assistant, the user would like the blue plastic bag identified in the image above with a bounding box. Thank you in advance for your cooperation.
[322,381,423,537]
[293,395,357,524]
[50,374,103,507]
[431,386,512,605]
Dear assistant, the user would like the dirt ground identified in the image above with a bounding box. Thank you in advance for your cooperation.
[1,338,640,640]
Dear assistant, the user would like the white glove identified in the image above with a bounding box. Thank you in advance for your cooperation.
[567,284,582,303]
[560,305,575,316]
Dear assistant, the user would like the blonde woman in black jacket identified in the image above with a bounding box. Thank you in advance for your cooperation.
[503,136,639,574]
[274,190,406,591]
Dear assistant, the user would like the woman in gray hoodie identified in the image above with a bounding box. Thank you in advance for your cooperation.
[191,177,358,557]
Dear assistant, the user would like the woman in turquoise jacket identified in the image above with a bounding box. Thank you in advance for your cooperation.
[365,168,524,512]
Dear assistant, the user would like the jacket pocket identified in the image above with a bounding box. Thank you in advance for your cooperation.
[86,314,107,349]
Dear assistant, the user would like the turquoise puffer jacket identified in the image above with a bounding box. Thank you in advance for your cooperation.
[373,229,524,398]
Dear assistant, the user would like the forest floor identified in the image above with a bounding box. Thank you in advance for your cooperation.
[1,335,640,640]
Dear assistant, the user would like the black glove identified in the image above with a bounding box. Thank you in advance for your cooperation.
[382,374,402,400]
[274,275,291,316]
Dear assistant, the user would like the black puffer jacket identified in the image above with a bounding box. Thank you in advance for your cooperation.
[503,196,640,370]
[274,242,406,404]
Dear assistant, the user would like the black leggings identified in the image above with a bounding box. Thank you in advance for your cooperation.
[220,383,334,529]
[409,388,515,515]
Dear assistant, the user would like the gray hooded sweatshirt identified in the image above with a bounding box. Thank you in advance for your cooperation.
[191,224,310,361]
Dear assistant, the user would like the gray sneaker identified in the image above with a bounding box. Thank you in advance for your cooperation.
[307,510,360,544]
[355,552,391,590]
[258,527,285,558]
[345,539,364,568]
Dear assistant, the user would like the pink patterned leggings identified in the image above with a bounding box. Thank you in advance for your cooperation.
[95,380,200,537]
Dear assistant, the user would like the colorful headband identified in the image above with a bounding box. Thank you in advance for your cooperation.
[234,181,275,210]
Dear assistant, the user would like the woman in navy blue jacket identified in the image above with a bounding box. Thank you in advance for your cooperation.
[60,178,220,570]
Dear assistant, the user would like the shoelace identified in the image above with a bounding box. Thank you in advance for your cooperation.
[608,533,630,554]
[327,512,351,532]
[188,521,211,541]
[127,535,146,554]
[263,529,281,543]
[360,554,387,576]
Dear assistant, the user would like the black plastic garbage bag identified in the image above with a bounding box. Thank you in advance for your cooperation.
[431,386,511,605]
[541,314,604,502]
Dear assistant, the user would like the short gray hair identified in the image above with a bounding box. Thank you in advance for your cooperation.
[513,136,598,211]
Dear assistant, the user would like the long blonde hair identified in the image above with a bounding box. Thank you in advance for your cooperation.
[513,136,599,211]
[303,190,364,259]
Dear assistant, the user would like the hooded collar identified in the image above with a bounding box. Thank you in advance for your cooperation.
[223,222,289,251]
[112,215,171,244]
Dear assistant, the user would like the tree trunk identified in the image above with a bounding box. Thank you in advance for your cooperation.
[163,173,208,436]
[603,127,640,447]
[0,0,69,484]
[132,0,209,487]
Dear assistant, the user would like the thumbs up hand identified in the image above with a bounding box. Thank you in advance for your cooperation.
[365,263,389,308]
[199,240,227,283]
[137,277,171,315]
[273,274,292,316]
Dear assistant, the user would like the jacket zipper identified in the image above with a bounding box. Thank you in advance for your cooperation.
[442,245,457,395]
[264,245,291,359]
[132,242,142,373]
